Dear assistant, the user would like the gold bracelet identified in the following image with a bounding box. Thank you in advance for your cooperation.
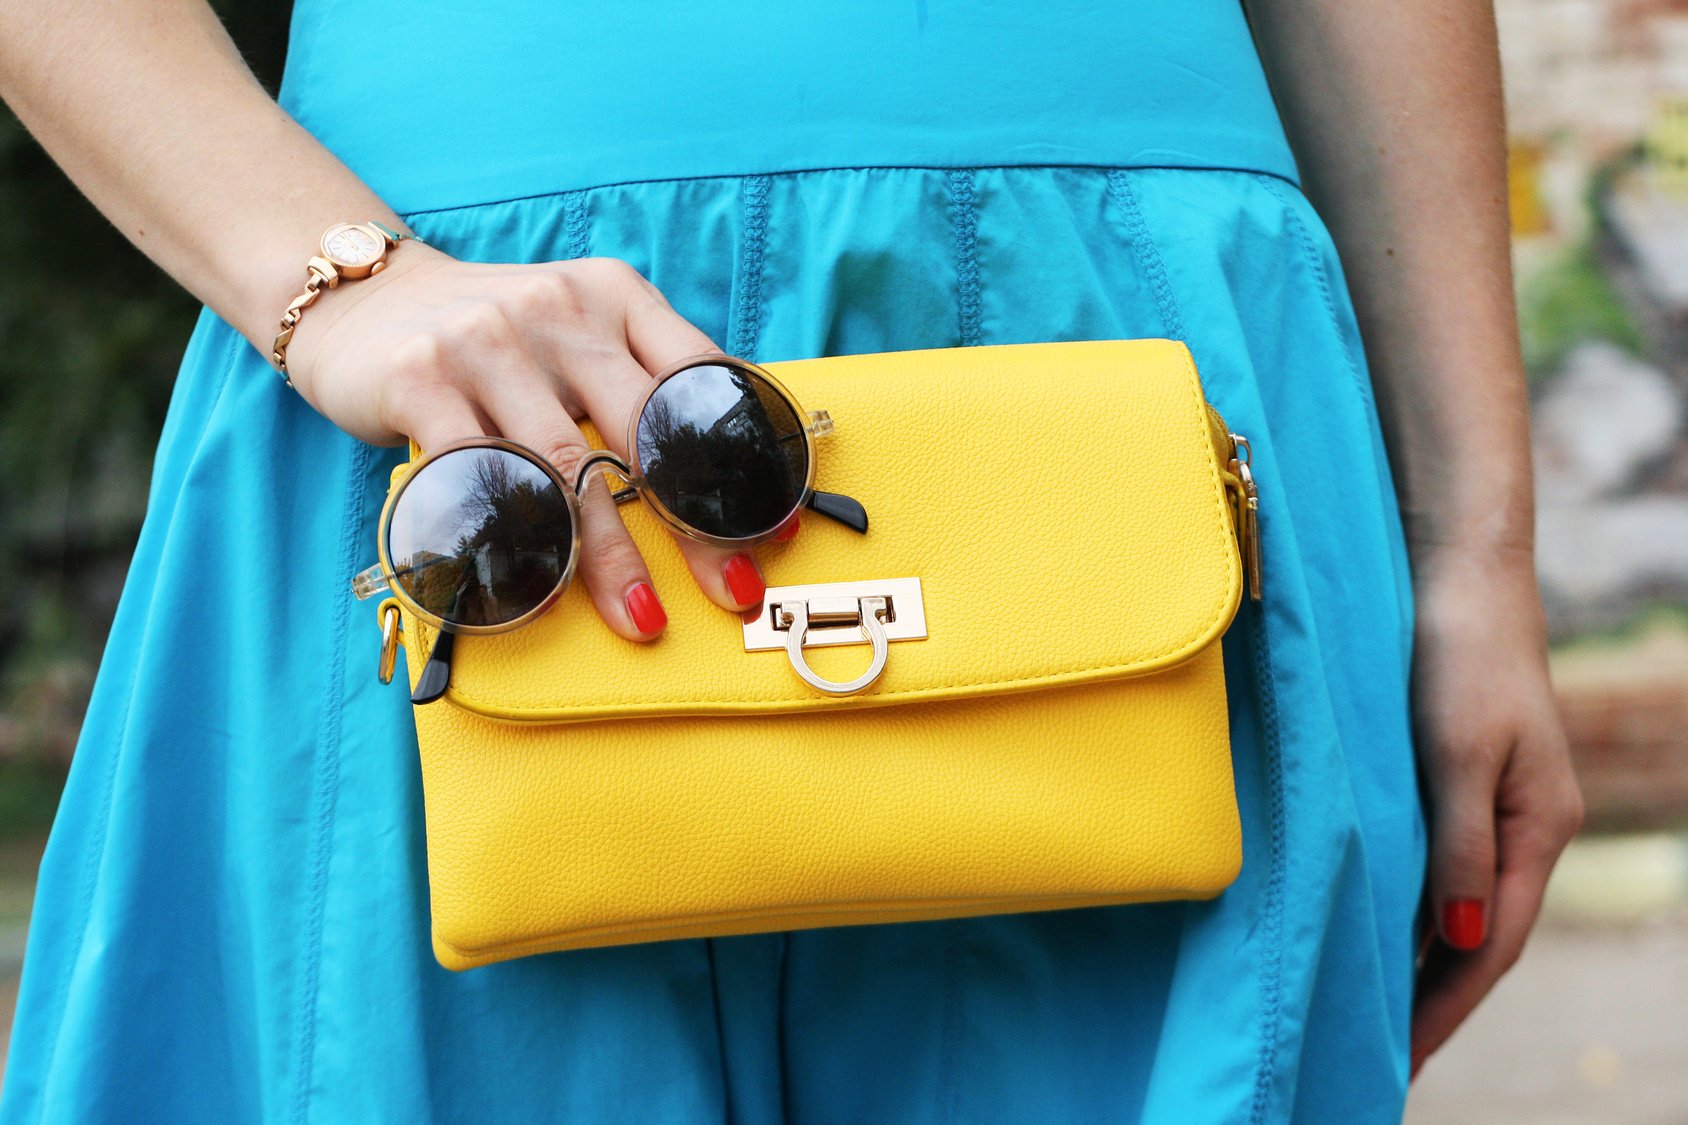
[271,219,423,389]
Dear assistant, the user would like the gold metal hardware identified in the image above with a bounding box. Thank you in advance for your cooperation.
[742,577,927,695]
[377,598,403,684]
[781,597,890,694]
[1226,434,1263,602]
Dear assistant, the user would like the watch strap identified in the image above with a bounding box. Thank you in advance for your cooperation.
[369,219,425,246]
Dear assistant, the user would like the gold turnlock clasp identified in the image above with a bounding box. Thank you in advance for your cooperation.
[742,577,928,695]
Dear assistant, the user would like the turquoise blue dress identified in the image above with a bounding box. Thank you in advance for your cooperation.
[1,2,1428,1121]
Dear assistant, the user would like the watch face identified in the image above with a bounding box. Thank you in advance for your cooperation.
[322,223,383,268]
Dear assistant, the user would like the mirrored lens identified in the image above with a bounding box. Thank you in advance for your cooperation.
[385,446,574,628]
[635,362,807,539]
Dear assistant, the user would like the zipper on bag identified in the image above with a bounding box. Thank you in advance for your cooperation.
[1206,402,1263,603]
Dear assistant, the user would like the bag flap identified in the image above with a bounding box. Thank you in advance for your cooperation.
[394,339,1244,721]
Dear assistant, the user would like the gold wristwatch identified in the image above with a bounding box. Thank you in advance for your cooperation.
[271,219,424,389]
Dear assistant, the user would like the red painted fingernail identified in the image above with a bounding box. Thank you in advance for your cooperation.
[624,581,667,634]
[723,553,764,606]
[774,513,800,541]
[1443,898,1486,950]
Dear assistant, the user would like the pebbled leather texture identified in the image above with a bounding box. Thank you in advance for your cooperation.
[384,338,1249,969]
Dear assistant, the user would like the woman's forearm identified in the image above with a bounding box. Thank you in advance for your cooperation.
[1245,0,1533,561]
[0,0,408,362]
[1248,5,1588,1072]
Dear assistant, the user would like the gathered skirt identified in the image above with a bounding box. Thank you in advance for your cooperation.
[1,163,1426,1123]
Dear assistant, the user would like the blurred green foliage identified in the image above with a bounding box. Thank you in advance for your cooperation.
[1518,239,1645,377]
[0,3,288,797]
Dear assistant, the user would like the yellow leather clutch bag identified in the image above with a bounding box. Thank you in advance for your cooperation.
[371,338,1261,970]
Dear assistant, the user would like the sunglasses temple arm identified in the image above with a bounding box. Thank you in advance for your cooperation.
[412,628,455,705]
[805,490,869,534]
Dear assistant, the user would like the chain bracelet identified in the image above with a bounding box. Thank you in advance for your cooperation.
[271,256,339,390]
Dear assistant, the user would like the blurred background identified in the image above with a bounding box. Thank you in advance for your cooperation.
[1,2,1685,1120]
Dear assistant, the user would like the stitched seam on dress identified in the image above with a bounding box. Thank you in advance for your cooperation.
[777,932,795,1125]
[1251,174,1376,412]
[288,439,375,1125]
[1105,169,1187,340]
[947,169,983,346]
[731,175,771,362]
[939,922,961,1124]
[562,189,592,260]
[29,322,244,1124]
[1247,599,1288,1125]
[394,162,1305,219]
[701,939,736,1124]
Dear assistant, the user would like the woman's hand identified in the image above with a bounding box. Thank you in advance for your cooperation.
[1246,0,1584,1078]
[283,243,782,642]
[1406,543,1586,1078]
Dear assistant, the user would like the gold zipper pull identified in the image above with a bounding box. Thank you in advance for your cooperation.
[1228,434,1263,603]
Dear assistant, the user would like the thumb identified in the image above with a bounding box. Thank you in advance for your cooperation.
[1426,745,1500,952]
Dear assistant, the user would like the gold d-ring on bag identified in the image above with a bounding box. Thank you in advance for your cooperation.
[361,338,1262,970]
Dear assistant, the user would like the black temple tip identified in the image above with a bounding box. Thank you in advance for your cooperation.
[411,629,455,705]
[806,490,869,534]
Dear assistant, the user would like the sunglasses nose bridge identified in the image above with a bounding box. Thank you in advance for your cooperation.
[572,449,636,499]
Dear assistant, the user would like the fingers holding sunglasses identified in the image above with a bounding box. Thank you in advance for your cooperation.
[575,467,670,640]
[617,280,792,613]
[475,365,669,643]
[520,263,767,615]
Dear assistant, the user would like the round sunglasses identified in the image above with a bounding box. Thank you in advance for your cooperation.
[350,353,868,699]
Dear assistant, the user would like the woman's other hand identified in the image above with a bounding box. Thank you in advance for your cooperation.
[283,244,779,642]
[1407,544,1586,1078]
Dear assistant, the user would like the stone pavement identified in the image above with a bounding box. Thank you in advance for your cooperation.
[1406,910,1688,1124]
[1407,833,1688,1124]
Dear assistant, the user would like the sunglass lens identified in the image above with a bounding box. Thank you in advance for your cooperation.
[635,362,807,540]
[386,446,573,628]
